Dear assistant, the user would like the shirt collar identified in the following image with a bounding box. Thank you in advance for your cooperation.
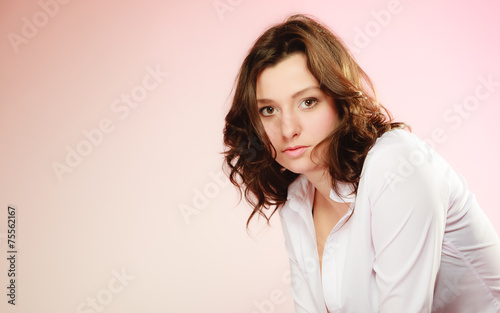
[330,180,356,203]
[286,174,314,213]
[286,174,356,213]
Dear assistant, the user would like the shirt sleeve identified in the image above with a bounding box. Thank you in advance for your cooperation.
[289,257,318,313]
[279,211,323,313]
[365,133,448,312]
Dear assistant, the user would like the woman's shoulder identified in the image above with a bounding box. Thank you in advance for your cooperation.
[371,128,425,153]
[365,128,436,167]
[361,128,452,194]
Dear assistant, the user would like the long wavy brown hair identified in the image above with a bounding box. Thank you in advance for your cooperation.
[222,14,406,227]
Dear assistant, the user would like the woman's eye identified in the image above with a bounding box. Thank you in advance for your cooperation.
[300,98,318,108]
[259,107,275,116]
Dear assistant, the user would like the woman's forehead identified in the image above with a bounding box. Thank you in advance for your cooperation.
[256,54,320,100]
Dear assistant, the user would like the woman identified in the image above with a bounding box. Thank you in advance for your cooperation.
[222,14,500,312]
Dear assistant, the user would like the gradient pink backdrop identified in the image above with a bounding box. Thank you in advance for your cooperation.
[1,0,499,312]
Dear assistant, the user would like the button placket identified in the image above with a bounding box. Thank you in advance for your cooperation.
[321,206,353,312]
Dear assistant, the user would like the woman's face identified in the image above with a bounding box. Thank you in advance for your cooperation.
[255,53,339,174]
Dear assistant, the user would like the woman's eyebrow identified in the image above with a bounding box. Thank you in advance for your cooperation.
[256,86,320,104]
[291,86,320,100]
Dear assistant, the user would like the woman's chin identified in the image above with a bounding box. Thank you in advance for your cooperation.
[283,164,321,175]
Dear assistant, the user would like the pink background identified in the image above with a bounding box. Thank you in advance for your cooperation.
[1,0,499,312]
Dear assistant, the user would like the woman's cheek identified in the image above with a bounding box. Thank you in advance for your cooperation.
[310,111,337,136]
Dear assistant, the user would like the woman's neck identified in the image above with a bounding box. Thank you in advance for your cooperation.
[305,168,349,213]
[305,168,333,204]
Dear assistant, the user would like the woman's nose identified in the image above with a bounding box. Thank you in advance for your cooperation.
[280,111,301,140]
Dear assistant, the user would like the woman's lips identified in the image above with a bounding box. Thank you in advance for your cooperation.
[283,146,309,157]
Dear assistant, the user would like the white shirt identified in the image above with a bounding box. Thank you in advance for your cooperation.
[279,128,500,313]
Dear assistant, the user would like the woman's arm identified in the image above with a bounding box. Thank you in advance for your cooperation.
[366,133,447,312]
